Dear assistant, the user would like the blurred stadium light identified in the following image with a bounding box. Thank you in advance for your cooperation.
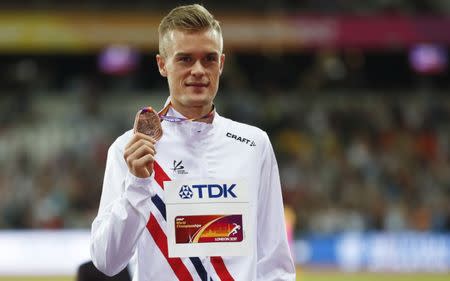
[0,230,90,275]
[0,12,449,52]
[296,232,450,272]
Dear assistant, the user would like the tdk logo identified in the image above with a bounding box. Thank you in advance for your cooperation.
[226,132,256,147]
[178,184,237,199]
[179,185,193,199]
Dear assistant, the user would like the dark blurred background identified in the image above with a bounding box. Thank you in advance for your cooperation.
[0,0,449,275]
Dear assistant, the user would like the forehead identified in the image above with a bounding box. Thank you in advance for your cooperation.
[163,29,222,56]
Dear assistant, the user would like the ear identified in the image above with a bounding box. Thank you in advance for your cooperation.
[156,54,167,77]
[219,53,225,75]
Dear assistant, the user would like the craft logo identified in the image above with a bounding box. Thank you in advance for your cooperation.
[171,160,188,175]
[178,184,237,199]
[179,185,193,199]
[226,132,256,147]
[175,215,243,244]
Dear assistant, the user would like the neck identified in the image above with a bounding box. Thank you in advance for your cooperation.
[170,101,213,121]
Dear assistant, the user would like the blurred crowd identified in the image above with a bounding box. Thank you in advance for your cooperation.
[0,50,449,236]
[269,96,450,234]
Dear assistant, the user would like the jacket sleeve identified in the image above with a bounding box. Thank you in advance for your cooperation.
[90,140,156,276]
[256,133,296,281]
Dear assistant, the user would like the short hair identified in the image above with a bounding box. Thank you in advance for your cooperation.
[158,4,223,57]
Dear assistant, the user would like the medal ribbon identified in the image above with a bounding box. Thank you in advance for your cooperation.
[156,102,215,123]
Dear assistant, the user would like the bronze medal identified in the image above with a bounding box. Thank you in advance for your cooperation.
[133,107,163,141]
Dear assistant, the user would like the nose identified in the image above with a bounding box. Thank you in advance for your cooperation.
[191,60,205,77]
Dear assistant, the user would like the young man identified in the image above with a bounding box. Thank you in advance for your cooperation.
[90,4,295,280]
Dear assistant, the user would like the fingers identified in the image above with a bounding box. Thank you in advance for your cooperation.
[131,154,155,170]
[125,143,155,163]
[124,133,157,178]
[127,132,156,147]
[125,132,155,154]
[130,154,155,178]
[124,140,155,160]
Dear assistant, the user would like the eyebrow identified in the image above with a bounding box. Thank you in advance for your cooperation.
[174,52,219,57]
[174,52,190,57]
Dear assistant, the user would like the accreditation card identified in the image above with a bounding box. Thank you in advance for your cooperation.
[165,179,250,257]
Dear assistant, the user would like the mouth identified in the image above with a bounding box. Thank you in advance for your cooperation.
[185,82,209,88]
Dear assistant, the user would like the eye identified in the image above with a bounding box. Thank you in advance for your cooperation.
[178,56,192,63]
[206,55,218,62]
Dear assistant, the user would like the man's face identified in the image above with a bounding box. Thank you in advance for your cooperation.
[157,29,225,113]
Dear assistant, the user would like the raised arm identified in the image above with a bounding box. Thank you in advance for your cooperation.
[90,133,156,276]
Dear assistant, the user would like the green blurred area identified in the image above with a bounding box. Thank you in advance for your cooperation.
[299,271,450,281]
[2,270,450,281]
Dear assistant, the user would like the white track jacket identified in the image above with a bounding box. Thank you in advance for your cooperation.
[90,107,296,281]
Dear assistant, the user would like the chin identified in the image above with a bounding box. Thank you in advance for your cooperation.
[188,87,208,95]
[186,92,210,101]
[186,99,210,107]
[183,95,210,106]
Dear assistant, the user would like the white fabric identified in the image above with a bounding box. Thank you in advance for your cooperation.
[90,107,296,280]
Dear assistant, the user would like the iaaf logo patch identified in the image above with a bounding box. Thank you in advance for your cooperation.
[226,132,256,147]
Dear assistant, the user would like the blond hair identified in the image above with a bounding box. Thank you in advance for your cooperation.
[158,4,222,56]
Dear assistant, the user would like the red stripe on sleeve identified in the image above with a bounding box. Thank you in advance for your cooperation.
[210,256,235,281]
[153,161,170,189]
[147,214,193,281]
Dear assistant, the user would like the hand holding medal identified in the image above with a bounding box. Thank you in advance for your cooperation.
[123,106,161,178]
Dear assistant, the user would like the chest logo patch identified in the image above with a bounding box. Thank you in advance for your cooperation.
[171,160,188,175]
[226,132,256,147]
